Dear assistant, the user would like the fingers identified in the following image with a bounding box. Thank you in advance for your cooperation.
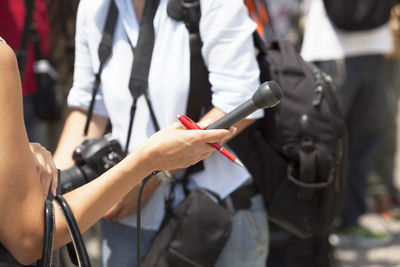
[169,121,186,130]
[49,160,58,196]
[191,127,237,144]
[29,142,58,196]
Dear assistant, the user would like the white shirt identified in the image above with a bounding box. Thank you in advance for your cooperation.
[301,0,393,61]
[69,0,263,230]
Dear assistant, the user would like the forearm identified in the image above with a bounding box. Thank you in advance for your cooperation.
[54,146,153,247]
[7,143,155,264]
[1,119,232,264]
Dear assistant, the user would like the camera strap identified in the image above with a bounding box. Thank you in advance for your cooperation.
[83,0,119,136]
[83,0,161,156]
[125,0,161,155]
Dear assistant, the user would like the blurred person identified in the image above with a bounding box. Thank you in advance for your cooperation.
[0,0,51,145]
[0,36,235,265]
[368,5,400,219]
[53,0,269,266]
[301,0,393,247]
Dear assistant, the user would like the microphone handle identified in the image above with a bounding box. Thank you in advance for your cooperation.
[207,99,257,130]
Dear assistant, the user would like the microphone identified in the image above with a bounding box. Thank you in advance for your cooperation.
[207,81,283,130]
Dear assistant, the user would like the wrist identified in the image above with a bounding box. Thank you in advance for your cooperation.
[127,143,158,175]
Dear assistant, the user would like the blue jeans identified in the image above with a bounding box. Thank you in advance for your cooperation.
[100,194,269,267]
[100,220,157,267]
[215,194,269,267]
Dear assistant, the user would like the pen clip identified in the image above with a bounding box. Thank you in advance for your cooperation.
[178,114,201,130]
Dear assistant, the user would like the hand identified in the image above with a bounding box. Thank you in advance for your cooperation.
[141,121,236,171]
[29,143,58,197]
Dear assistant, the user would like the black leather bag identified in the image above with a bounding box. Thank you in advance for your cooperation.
[143,190,232,267]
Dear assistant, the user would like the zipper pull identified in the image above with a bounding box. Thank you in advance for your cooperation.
[312,71,324,106]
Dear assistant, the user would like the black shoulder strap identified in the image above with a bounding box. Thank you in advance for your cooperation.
[166,0,212,181]
[124,0,161,154]
[84,0,119,135]
[168,0,211,122]
[17,0,36,79]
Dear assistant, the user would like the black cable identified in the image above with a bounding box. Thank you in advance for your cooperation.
[137,171,159,267]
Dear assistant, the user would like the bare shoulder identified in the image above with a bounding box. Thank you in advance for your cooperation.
[0,41,23,122]
[0,41,18,72]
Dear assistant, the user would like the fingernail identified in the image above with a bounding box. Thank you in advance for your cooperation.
[198,120,212,128]
[52,189,56,196]
[229,127,237,133]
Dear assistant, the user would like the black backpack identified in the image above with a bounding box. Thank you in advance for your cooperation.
[168,0,347,238]
[323,0,396,31]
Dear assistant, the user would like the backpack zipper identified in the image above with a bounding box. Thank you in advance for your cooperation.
[312,69,324,106]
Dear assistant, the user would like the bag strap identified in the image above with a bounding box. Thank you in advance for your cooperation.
[124,0,161,154]
[270,39,304,75]
[166,0,213,180]
[83,0,119,136]
[17,0,36,80]
[37,173,91,266]
[54,195,92,267]
[37,195,55,267]
[180,0,212,122]
[167,0,212,122]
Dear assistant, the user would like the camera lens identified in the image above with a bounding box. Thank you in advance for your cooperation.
[59,166,87,194]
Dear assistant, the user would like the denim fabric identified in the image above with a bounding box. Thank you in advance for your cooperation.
[215,194,269,267]
[100,220,157,267]
[100,194,269,267]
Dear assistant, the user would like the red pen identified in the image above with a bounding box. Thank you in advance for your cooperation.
[177,114,244,168]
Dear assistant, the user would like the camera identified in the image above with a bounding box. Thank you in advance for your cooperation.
[59,134,124,194]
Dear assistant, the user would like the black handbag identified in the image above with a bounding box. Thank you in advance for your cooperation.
[142,189,232,267]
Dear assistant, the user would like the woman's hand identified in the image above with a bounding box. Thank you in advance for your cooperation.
[141,122,236,172]
[29,143,58,197]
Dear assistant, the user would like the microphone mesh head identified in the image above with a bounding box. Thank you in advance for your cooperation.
[253,81,284,109]
[267,81,283,101]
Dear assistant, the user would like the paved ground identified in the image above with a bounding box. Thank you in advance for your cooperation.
[334,213,400,267]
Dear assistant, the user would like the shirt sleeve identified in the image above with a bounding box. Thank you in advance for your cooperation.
[67,0,109,118]
[200,0,263,119]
